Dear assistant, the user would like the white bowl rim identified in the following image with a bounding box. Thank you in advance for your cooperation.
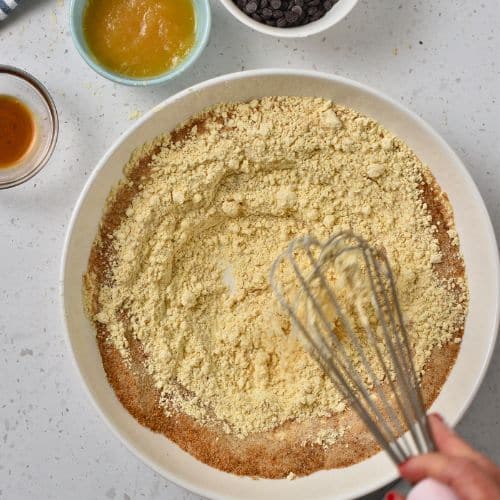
[60,68,500,500]
[218,0,359,38]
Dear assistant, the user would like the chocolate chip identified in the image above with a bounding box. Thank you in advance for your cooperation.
[285,10,298,23]
[262,7,273,18]
[245,1,258,13]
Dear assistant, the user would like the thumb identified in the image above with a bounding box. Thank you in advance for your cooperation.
[428,414,499,475]
[428,414,477,457]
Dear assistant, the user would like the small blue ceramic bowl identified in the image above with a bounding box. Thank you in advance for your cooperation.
[69,0,211,86]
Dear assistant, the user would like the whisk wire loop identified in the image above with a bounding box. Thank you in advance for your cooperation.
[369,251,435,455]
[309,242,413,460]
[270,231,436,465]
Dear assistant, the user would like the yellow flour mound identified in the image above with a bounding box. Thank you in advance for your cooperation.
[86,97,467,439]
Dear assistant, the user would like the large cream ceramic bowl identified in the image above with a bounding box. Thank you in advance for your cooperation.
[61,70,499,500]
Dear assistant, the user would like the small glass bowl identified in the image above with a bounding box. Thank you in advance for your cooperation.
[0,66,59,189]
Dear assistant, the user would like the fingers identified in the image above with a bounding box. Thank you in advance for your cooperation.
[400,453,453,484]
[428,414,499,476]
[400,454,500,500]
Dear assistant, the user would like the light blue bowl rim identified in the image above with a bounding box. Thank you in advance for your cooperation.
[69,0,211,86]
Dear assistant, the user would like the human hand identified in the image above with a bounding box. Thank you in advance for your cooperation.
[385,414,500,500]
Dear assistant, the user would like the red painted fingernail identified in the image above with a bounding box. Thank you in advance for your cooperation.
[385,492,396,500]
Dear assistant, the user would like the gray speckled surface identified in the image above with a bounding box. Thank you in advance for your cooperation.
[0,1,499,499]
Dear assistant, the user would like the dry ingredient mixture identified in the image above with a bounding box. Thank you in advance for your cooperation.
[85,97,467,441]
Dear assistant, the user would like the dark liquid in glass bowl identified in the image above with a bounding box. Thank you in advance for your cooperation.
[0,95,36,168]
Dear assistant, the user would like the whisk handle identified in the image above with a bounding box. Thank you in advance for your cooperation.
[407,478,460,500]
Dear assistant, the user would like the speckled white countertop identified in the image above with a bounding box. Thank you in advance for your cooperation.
[1,1,499,499]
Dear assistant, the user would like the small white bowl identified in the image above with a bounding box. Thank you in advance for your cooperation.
[219,0,358,38]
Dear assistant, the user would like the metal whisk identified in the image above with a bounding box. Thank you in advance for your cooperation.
[270,231,435,466]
